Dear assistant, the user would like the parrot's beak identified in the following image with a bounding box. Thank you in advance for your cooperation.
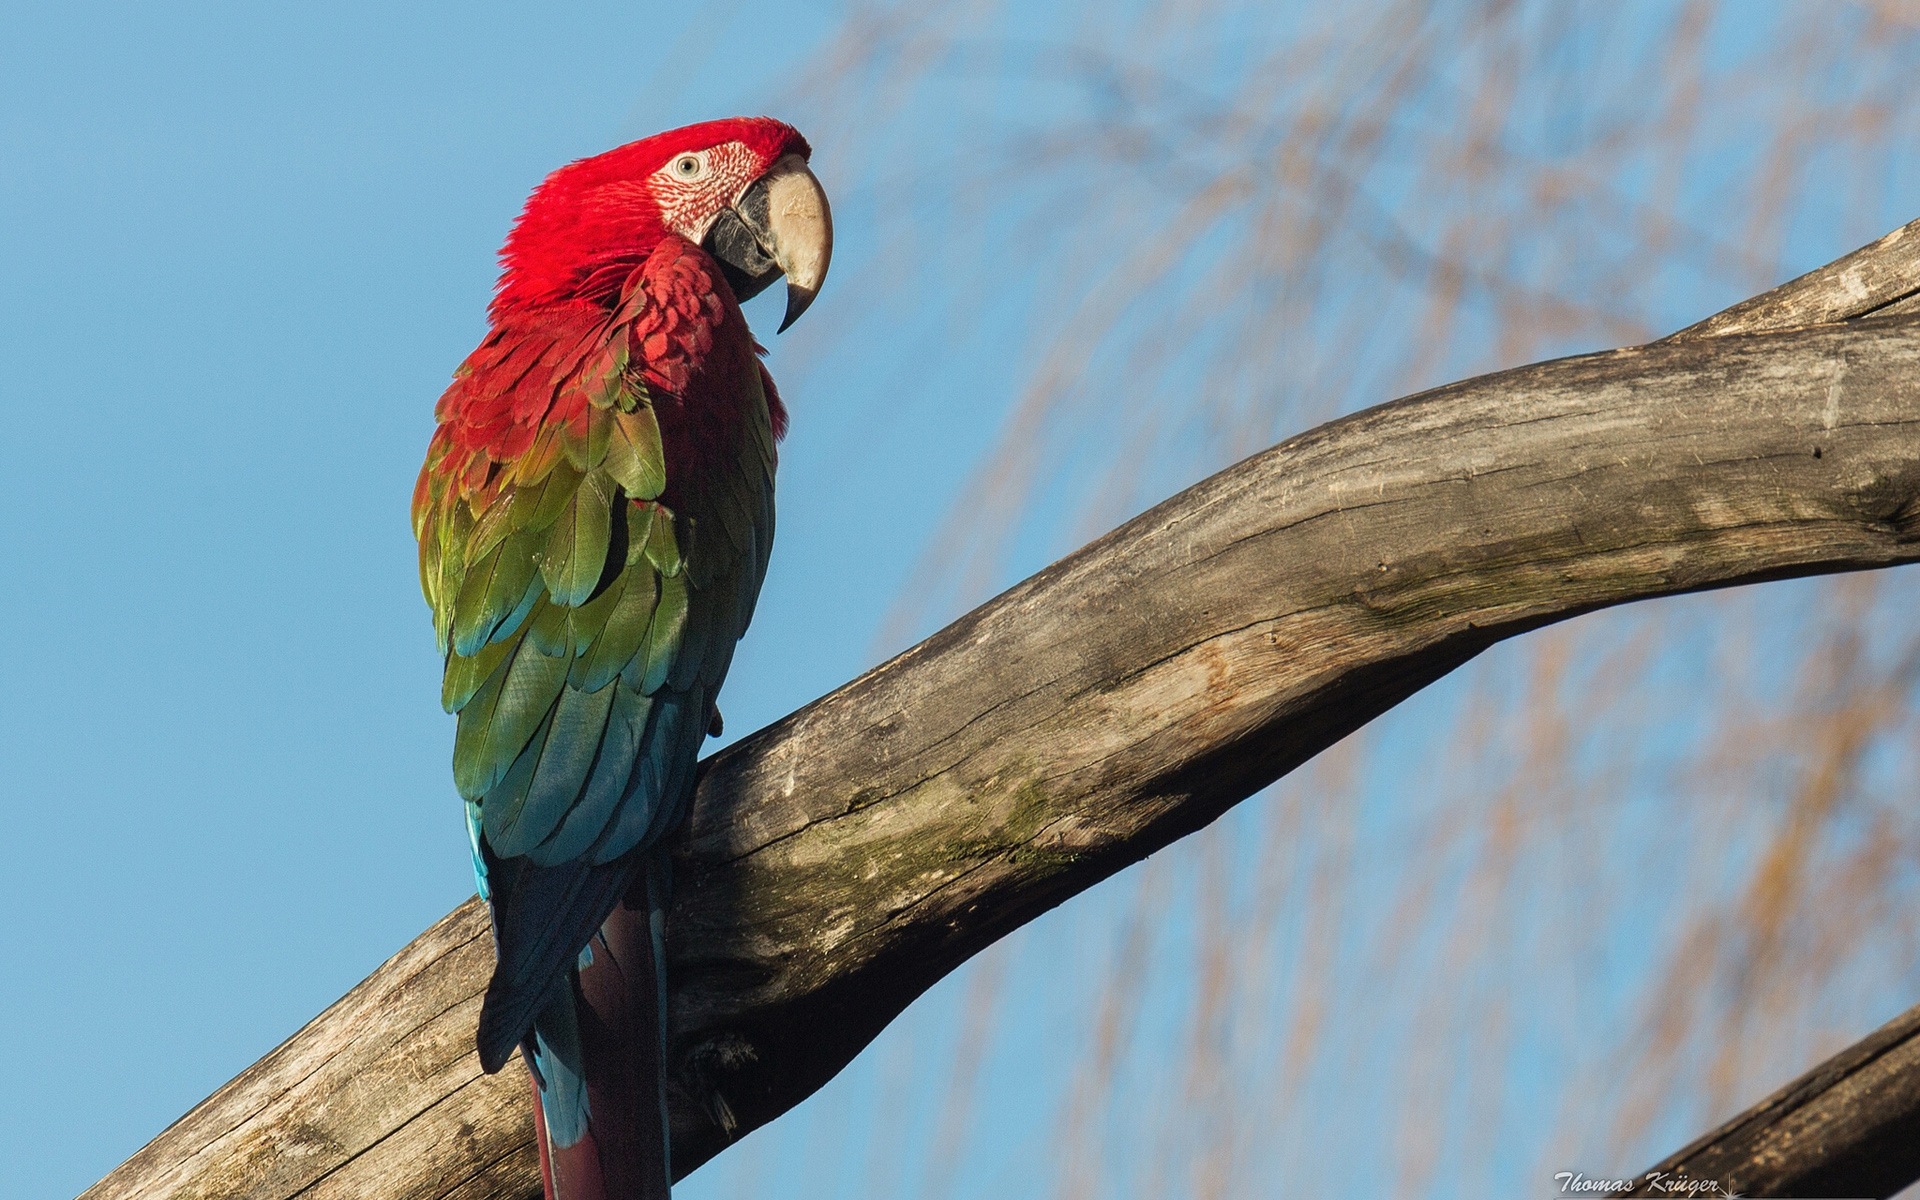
[703,154,833,333]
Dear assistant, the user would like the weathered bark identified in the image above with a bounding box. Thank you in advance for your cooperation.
[1623,998,1920,1198]
[85,221,1920,1200]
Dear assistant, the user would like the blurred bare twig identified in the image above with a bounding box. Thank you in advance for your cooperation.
[773,2,1920,1196]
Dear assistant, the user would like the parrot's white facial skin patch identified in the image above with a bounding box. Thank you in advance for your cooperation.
[652,140,762,244]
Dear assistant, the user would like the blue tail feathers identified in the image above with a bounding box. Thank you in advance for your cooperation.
[521,853,674,1200]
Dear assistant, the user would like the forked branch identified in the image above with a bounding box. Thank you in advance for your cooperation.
[86,221,1920,1200]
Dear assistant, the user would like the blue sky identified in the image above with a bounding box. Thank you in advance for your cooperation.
[9,5,1920,1199]
[0,3,995,1194]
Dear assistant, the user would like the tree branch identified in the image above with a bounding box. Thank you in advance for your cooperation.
[1622,998,1920,1198]
[85,220,1920,1200]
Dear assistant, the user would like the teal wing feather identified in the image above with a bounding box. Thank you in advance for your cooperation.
[415,292,777,1071]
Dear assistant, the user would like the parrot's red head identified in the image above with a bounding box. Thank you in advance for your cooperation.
[493,116,831,331]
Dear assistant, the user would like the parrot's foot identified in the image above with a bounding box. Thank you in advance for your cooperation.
[708,703,724,738]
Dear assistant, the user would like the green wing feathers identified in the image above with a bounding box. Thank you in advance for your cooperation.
[415,312,775,875]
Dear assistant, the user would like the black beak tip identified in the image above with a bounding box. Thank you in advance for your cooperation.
[777,284,815,334]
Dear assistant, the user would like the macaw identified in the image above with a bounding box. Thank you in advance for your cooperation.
[412,117,831,1200]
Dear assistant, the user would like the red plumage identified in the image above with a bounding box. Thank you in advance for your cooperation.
[414,116,824,1200]
[429,242,784,512]
[492,118,810,316]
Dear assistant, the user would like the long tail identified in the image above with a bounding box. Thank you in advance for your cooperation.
[526,855,673,1200]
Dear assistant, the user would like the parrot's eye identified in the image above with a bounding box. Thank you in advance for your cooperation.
[670,154,706,180]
